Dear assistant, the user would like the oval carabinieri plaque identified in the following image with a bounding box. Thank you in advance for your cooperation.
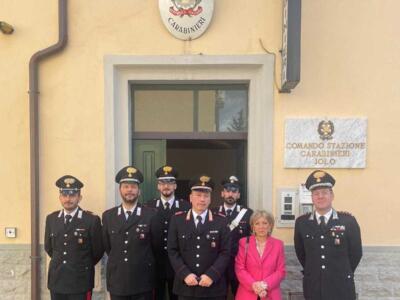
[159,0,214,40]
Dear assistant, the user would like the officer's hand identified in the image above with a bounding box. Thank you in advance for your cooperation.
[184,273,199,286]
[198,274,213,287]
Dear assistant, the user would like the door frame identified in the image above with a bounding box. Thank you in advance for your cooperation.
[104,55,274,211]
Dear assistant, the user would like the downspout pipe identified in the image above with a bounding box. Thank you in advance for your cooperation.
[28,1,68,299]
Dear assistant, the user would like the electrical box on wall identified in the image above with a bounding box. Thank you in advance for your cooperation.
[276,185,314,228]
[5,227,17,238]
[276,188,298,228]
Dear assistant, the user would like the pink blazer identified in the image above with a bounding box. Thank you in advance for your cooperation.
[235,235,286,300]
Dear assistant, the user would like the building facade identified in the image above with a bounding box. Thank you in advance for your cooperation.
[0,0,399,299]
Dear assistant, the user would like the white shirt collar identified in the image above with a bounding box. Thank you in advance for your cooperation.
[161,196,175,208]
[192,209,208,224]
[223,203,236,212]
[122,203,137,216]
[64,206,79,218]
[315,209,333,224]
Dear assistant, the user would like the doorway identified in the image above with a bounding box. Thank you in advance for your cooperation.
[133,139,247,207]
[131,83,248,205]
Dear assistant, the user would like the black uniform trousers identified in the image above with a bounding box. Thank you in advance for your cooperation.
[50,291,91,300]
[155,277,176,300]
[110,291,152,300]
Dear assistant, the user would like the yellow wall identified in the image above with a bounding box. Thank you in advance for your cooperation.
[0,0,399,245]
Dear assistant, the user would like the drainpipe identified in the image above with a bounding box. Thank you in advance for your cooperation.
[28,1,68,299]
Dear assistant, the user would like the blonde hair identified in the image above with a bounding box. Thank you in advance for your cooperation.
[250,210,275,236]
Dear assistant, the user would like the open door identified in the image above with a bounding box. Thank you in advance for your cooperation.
[133,140,166,202]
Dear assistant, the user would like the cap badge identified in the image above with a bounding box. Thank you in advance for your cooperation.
[126,167,137,178]
[229,175,238,183]
[163,166,172,175]
[200,176,210,186]
[313,171,326,183]
[64,177,76,188]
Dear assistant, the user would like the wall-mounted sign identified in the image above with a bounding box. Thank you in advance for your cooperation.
[159,0,214,40]
[285,118,367,168]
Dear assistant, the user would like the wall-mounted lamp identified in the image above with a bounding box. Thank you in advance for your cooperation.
[0,21,14,34]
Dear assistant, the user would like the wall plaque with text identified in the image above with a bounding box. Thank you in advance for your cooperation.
[285,118,367,168]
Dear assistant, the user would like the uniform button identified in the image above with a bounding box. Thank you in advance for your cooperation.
[63,260,67,264]
[197,245,200,249]
[124,250,127,254]
[164,238,167,241]
[321,255,325,259]
[196,264,200,267]
[125,240,128,244]
[125,232,129,235]
[63,252,67,255]
[164,246,167,250]
[64,234,68,237]
[197,236,200,240]
[164,230,168,233]
[321,265,326,269]
[321,245,325,249]
[165,221,168,225]
[124,258,128,262]
[196,254,200,258]
[348,275,351,278]
[320,235,324,239]
[64,242,67,246]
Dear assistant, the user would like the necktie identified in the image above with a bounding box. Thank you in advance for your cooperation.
[64,214,72,227]
[319,215,326,228]
[196,215,203,228]
[126,210,132,221]
[226,209,232,217]
[164,202,170,211]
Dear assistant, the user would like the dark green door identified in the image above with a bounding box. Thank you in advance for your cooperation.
[133,140,166,203]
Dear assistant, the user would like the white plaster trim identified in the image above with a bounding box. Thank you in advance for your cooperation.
[104,55,274,212]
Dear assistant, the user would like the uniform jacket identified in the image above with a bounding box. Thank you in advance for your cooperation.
[212,204,253,282]
[146,198,191,280]
[168,209,231,298]
[294,209,362,300]
[44,208,104,294]
[102,204,157,296]
[235,236,286,300]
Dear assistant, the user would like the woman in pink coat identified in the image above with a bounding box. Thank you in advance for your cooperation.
[235,210,286,300]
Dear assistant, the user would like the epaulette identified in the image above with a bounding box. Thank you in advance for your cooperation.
[338,211,353,216]
[85,210,94,215]
[175,211,186,216]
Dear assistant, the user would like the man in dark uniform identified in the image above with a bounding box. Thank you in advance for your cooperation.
[44,175,104,300]
[102,166,157,300]
[146,165,191,300]
[168,175,231,300]
[212,175,252,296]
[294,170,362,300]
